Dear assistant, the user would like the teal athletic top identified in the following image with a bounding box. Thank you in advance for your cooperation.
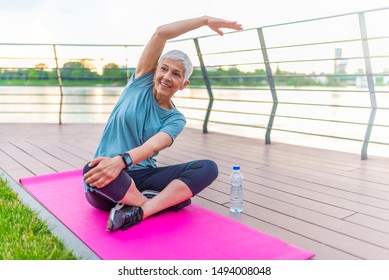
[94,71,186,170]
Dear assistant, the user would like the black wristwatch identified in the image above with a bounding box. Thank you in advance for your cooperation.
[119,153,133,168]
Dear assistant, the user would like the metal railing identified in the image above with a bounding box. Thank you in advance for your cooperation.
[1,7,389,159]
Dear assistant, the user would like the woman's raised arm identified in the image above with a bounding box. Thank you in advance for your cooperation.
[135,16,242,78]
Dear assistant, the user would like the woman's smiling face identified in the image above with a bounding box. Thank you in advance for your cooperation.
[153,58,189,102]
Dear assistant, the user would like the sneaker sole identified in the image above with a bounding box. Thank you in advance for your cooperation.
[142,190,159,199]
[175,198,191,210]
[106,204,124,232]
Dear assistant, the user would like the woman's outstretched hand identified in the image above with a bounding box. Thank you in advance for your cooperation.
[205,16,243,36]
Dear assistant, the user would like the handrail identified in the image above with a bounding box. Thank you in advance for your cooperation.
[358,12,377,159]
[193,38,214,133]
[1,7,389,159]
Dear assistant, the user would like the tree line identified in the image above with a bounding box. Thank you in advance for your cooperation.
[0,61,128,85]
[0,60,352,87]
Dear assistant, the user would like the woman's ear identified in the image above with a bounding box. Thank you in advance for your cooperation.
[180,80,190,90]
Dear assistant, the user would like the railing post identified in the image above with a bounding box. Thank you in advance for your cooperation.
[125,45,130,80]
[193,38,213,134]
[359,12,377,160]
[53,44,64,125]
[257,28,278,144]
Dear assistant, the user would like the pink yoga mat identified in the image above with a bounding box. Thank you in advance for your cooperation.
[20,169,314,260]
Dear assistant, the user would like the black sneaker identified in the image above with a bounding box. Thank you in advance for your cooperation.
[141,190,191,214]
[141,190,160,199]
[168,198,191,212]
[106,204,144,232]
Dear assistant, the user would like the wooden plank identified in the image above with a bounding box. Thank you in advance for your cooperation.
[241,201,389,259]
[349,168,389,179]
[12,140,75,172]
[159,151,389,256]
[160,149,356,219]
[28,140,86,169]
[75,138,100,152]
[345,213,389,234]
[259,162,389,194]
[254,167,389,214]
[0,143,25,170]
[174,133,389,186]
[258,165,389,204]
[0,150,34,181]
[0,141,54,176]
[172,143,389,202]
[173,133,386,201]
[58,140,96,159]
[192,196,360,260]
[161,142,389,218]
[175,130,389,171]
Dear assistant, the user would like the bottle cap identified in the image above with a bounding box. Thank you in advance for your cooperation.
[233,165,240,170]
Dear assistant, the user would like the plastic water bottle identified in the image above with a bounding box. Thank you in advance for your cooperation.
[229,165,244,213]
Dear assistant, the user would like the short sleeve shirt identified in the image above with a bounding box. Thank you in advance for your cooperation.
[94,71,186,170]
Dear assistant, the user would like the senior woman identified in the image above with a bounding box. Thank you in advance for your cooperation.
[83,16,242,232]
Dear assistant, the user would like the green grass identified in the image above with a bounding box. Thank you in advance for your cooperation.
[0,177,77,259]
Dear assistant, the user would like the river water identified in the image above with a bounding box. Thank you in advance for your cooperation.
[1,85,389,157]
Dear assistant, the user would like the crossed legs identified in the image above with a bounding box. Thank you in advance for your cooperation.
[117,178,192,219]
[83,160,218,231]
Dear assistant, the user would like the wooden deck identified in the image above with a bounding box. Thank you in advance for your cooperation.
[1,123,389,260]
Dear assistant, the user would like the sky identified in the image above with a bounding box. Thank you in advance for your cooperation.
[1,0,389,44]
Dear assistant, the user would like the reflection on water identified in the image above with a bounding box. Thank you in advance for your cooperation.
[1,86,389,158]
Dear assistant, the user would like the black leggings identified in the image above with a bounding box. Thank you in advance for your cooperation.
[83,160,218,211]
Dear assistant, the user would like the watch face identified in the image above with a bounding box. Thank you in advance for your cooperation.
[122,153,132,167]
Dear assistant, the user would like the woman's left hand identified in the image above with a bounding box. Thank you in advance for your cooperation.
[205,16,243,36]
[83,156,125,188]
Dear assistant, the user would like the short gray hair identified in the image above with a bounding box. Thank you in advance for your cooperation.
[158,49,193,82]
